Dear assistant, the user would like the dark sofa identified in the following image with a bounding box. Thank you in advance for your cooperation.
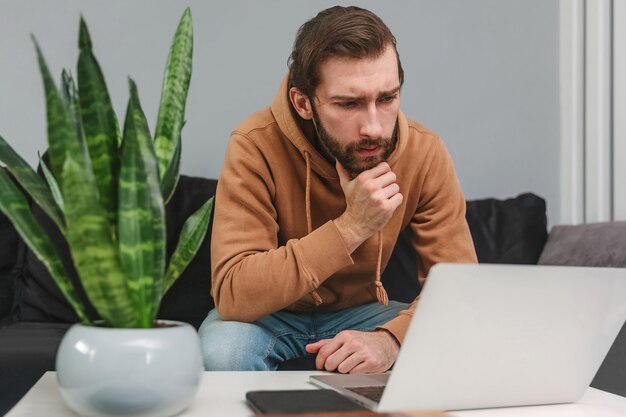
[1,174,625,415]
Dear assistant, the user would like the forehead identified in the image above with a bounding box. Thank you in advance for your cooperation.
[315,46,400,98]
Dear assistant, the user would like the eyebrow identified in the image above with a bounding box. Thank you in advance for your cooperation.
[330,86,401,101]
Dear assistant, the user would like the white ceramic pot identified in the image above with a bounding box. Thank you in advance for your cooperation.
[56,320,203,417]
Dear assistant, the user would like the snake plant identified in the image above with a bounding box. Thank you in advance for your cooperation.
[0,8,213,328]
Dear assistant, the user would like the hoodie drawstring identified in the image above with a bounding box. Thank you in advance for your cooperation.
[304,151,312,235]
[304,151,323,306]
[374,230,389,305]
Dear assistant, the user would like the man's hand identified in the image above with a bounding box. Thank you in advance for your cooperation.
[334,161,403,253]
[305,330,400,373]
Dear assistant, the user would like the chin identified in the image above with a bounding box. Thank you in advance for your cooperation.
[346,156,385,175]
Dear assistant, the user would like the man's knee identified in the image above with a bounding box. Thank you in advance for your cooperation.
[198,314,274,371]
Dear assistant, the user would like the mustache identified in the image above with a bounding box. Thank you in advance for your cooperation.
[346,137,394,152]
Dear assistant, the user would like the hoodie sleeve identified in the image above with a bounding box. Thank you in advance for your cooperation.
[379,136,478,343]
[210,133,354,322]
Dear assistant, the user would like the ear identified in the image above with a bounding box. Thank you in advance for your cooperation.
[289,87,313,120]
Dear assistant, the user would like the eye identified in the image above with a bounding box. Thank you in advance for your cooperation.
[380,95,397,104]
[337,101,357,108]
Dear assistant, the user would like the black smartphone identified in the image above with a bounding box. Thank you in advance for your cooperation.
[245,389,367,414]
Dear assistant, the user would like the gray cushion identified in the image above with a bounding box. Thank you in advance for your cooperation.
[538,222,626,267]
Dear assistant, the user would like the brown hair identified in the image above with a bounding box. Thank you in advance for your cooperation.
[288,6,404,98]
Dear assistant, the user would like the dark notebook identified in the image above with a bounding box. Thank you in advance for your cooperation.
[246,389,368,414]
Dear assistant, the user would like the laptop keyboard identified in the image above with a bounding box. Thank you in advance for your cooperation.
[345,385,385,403]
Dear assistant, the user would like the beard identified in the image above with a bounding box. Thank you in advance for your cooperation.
[311,105,397,176]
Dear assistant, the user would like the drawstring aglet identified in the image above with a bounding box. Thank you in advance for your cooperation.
[375,281,389,305]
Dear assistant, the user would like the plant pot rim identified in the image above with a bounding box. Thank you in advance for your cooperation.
[73,319,191,330]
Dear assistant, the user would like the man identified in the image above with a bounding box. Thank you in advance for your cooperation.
[200,6,477,373]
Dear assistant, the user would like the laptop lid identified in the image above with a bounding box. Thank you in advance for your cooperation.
[311,263,626,412]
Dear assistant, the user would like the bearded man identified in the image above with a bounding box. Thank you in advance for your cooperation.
[200,5,477,373]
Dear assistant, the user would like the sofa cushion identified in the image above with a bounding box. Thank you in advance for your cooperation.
[0,322,72,416]
[466,193,548,264]
[157,176,216,329]
[538,222,626,267]
[15,175,216,329]
[381,227,420,303]
[0,168,29,323]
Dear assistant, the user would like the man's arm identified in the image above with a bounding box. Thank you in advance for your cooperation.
[211,133,354,322]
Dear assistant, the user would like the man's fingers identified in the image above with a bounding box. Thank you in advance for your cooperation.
[347,360,371,374]
[388,192,404,208]
[323,350,351,372]
[305,339,330,354]
[313,338,343,370]
[375,183,401,201]
[355,161,391,181]
[336,352,364,374]
[374,170,397,189]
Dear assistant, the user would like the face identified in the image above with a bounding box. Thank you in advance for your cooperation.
[307,45,401,175]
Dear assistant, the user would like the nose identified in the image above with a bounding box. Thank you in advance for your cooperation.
[359,103,383,139]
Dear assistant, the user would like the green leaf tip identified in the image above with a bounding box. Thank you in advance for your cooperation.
[128,77,137,93]
[128,77,140,106]
[79,16,92,50]
[30,33,39,48]
[31,35,55,91]
[31,35,44,63]
[60,69,77,98]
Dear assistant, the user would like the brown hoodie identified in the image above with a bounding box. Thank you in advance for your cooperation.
[211,75,477,343]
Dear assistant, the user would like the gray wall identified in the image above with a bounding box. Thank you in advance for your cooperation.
[0,0,560,224]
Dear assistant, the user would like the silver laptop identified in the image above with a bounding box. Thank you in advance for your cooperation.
[310,263,626,411]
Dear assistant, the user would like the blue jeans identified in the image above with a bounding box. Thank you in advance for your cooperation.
[198,301,409,371]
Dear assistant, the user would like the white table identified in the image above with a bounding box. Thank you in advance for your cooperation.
[6,371,626,417]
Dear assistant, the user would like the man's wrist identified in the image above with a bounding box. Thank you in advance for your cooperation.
[376,328,401,348]
[333,215,366,253]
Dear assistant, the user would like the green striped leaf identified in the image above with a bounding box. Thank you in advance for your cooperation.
[33,37,90,193]
[38,152,65,213]
[118,79,166,327]
[0,169,89,324]
[77,17,121,228]
[0,135,65,232]
[163,196,213,294]
[154,7,193,203]
[61,155,138,327]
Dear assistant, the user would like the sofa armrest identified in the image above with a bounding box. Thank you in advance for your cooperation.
[538,222,626,267]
